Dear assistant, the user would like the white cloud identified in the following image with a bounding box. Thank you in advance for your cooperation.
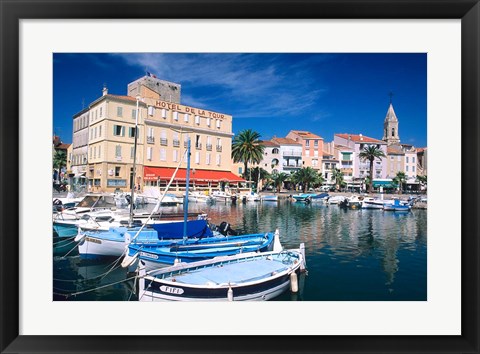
[114,53,330,119]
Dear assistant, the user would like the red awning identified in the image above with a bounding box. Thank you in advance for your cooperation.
[144,167,245,183]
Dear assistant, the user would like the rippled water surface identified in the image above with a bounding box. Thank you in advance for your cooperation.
[54,199,427,301]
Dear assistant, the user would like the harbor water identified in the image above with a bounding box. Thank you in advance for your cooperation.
[53,199,427,301]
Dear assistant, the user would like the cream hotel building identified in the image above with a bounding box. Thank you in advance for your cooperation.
[70,75,243,193]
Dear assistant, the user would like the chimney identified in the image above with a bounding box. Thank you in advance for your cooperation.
[102,85,108,96]
[359,133,363,141]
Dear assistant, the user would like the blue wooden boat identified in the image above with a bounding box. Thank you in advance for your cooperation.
[126,231,275,271]
[383,199,411,212]
[138,246,305,301]
[77,218,214,259]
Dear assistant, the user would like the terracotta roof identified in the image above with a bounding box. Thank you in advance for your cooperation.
[335,133,385,144]
[106,94,138,102]
[387,145,405,155]
[417,147,426,153]
[260,140,280,147]
[271,137,302,146]
[56,143,71,150]
[334,144,354,152]
[289,130,323,140]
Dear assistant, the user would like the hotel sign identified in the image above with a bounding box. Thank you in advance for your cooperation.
[153,100,228,120]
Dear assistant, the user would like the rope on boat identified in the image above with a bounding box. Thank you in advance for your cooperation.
[53,273,144,299]
[59,239,83,259]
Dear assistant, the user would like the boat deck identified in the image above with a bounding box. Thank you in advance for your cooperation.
[166,258,289,286]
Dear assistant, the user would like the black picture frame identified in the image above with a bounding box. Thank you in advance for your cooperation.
[1,1,479,353]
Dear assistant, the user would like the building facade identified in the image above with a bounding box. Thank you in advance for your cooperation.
[271,137,303,174]
[286,130,324,170]
[334,133,388,181]
[70,75,242,193]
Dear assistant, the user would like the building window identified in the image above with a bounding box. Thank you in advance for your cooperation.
[239,167,243,175]
[216,154,221,166]
[113,125,124,136]
[115,166,121,177]
[305,140,310,147]
[207,117,211,126]
[314,150,318,157]
[413,166,416,172]
[129,127,137,138]
[132,109,137,119]
[272,148,279,154]
[161,109,167,118]
[216,120,221,129]
[93,146,96,158]
[392,128,395,137]
[195,115,200,125]
[173,150,179,162]
[147,147,152,161]
[99,125,102,137]
[173,111,178,121]
[115,145,122,160]
[406,165,409,172]
[412,157,416,164]
[184,113,189,122]
[314,140,318,147]
[406,156,409,163]
[94,127,97,139]
[98,146,101,158]
[195,151,200,164]
[99,107,103,117]
[397,156,401,162]
[160,149,166,161]
[305,150,310,157]
[206,153,211,165]
[117,107,123,117]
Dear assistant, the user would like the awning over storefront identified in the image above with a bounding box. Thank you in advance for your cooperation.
[372,179,395,188]
[144,167,245,183]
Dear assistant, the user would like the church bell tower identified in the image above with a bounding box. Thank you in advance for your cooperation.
[382,97,401,146]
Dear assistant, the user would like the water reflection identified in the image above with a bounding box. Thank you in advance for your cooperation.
[53,199,427,301]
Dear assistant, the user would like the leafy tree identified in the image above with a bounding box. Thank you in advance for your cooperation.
[331,168,344,191]
[270,172,289,193]
[293,167,320,193]
[53,150,67,181]
[358,145,386,193]
[231,129,265,180]
[416,175,427,190]
[393,171,407,194]
[247,167,270,191]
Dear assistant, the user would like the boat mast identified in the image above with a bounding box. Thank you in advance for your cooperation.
[129,94,140,227]
[183,137,191,240]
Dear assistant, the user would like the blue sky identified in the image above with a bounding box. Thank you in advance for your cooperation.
[53,53,427,147]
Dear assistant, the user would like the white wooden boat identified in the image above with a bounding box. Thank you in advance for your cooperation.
[261,195,278,202]
[186,191,215,203]
[138,244,306,302]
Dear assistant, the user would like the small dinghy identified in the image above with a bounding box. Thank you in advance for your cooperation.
[137,244,306,302]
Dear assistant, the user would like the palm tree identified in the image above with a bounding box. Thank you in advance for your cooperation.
[331,168,344,191]
[358,145,386,193]
[294,167,319,193]
[393,171,407,194]
[247,167,269,191]
[314,173,325,189]
[231,129,265,180]
[53,150,67,182]
[416,175,427,191]
[270,172,289,194]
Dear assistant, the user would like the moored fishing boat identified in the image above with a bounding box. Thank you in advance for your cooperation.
[261,195,278,202]
[383,199,411,212]
[125,231,276,271]
[186,191,215,203]
[137,244,306,301]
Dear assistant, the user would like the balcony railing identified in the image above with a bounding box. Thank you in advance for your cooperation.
[195,143,202,150]
[173,139,180,147]
[283,151,302,157]
[206,144,212,151]
[160,138,168,146]
[147,136,155,144]
[283,165,300,170]
[216,145,222,152]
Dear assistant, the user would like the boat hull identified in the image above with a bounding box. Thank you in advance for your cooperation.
[138,250,303,301]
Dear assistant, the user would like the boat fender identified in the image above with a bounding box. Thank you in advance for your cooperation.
[227,285,234,301]
[121,253,138,268]
[290,272,299,293]
[74,233,86,243]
